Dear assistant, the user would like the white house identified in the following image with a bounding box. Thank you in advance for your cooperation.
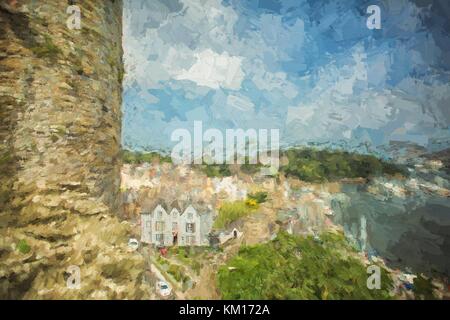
[140,200,213,247]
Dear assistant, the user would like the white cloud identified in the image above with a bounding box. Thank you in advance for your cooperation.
[123,0,301,102]
[122,0,450,151]
[176,49,245,90]
[123,0,241,93]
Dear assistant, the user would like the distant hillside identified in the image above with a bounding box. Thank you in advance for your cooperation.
[121,149,172,164]
[280,147,407,182]
[122,147,406,182]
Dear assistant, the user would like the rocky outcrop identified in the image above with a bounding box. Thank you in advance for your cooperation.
[0,0,147,299]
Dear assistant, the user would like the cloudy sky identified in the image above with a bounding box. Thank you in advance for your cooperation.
[122,0,450,153]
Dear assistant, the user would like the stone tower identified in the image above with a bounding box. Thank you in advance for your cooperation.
[0,0,146,299]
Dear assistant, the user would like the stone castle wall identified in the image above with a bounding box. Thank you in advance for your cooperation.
[0,0,146,299]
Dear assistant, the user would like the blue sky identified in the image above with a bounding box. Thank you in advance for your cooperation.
[122,0,450,153]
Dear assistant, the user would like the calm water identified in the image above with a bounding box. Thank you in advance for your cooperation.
[332,183,450,277]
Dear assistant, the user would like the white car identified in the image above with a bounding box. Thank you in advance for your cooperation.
[128,238,139,251]
[156,281,172,297]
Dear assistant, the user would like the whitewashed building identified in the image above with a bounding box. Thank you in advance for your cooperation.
[140,200,214,247]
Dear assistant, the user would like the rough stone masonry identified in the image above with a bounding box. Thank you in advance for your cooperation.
[0,0,147,299]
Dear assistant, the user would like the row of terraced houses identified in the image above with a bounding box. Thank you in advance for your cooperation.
[140,200,214,247]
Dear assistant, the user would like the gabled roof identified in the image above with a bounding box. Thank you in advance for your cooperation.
[140,197,214,216]
[170,200,183,212]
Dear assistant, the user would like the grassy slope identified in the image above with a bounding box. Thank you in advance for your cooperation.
[218,232,393,300]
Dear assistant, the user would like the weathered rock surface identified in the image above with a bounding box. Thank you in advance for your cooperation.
[0,0,147,299]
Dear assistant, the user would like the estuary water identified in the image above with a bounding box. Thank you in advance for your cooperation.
[332,181,450,277]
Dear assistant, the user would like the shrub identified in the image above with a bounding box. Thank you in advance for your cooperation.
[17,240,31,254]
[413,275,437,300]
[167,264,189,284]
[213,201,255,230]
[240,160,262,175]
[156,255,169,267]
[192,261,202,275]
[247,192,268,204]
[167,264,181,281]
[201,164,232,177]
[244,198,258,208]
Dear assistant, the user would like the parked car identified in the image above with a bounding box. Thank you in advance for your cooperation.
[156,281,172,297]
[128,238,139,251]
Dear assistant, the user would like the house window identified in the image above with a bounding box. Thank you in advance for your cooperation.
[187,212,193,220]
[172,222,178,231]
[155,221,165,232]
[186,223,195,233]
[155,234,164,242]
[146,221,151,228]
[186,236,196,245]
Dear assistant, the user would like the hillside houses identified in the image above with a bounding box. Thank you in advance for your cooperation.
[140,199,214,247]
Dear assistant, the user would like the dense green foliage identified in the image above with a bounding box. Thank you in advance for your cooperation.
[281,148,405,182]
[156,255,191,286]
[121,150,172,164]
[17,240,31,254]
[167,264,189,283]
[247,191,268,204]
[200,148,405,181]
[213,201,256,230]
[168,247,204,275]
[200,164,232,177]
[217,232,393,300]
[413,275,437,300]
[239,157,263,175]
[122,147,405,183]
